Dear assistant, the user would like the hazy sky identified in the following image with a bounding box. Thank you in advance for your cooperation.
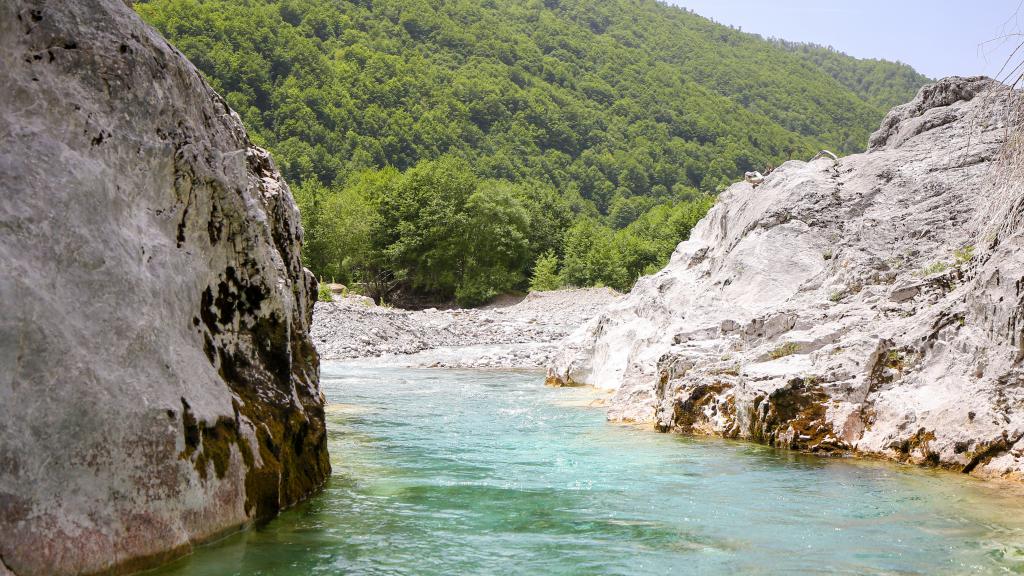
[666,0,1024,81]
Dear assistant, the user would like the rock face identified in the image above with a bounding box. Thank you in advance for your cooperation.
[0,1,329,574]
[549,77,1024,480]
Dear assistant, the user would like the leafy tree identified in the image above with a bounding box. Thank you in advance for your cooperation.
[456,182,532,305]
[609,195,657,229]
[376,156,476,297]
[508,182,574,262]
[318,174,384,284]
[291,179,331,275]
[530,251,562,292]
[561,219,629,290]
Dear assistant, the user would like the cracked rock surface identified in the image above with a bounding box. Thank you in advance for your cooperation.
[0,1,328,574]
[549,77,1024,480]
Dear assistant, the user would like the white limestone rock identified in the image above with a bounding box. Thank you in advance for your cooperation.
[0,1,329,574]
[549,77,1024,480]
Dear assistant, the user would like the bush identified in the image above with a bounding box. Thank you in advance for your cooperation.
[954,245,974,266]
[530,251,562,292]
[317,282,333,302]
[917,261,950,277]
[768,342,800,360]
[561,218,629,290]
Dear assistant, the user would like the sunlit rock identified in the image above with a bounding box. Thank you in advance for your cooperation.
[0,1,329,574]
[550,77,1024,480]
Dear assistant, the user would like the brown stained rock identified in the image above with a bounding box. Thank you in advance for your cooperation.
[663,382,736,436]
[750,379,837,452]
[962,431,1024,474]
[888,428,940,466]
[0,1,328,574]
[545,371,586,388]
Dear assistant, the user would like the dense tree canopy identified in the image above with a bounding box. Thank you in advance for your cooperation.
[136,0,928,305]
[773,40,931,110]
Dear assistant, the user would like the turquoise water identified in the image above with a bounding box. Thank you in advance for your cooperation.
[153,363,1024,575]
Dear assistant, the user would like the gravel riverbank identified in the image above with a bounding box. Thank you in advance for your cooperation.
[312,288,620,369]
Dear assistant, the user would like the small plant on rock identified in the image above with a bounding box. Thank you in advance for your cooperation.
[885,350,905,370]
[712,363,741,376]
[768,342,800,360]
[317,282,333,302]
[829,290,845,303]
[916,261,950,277]
[885,256,905,270]
[953,245,975,267]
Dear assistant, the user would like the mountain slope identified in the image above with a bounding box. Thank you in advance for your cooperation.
[136,0,926,195]
[135,0,930,304]
[773,39,933,109]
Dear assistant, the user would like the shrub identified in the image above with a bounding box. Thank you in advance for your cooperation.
[317,282,333,302]
[530,251,562,292]
[768,342,800,360]
[884,350,905,370]
[917,261,950,277]
[954,245,974,266]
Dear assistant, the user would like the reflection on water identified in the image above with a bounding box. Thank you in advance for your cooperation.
[152,364,1024,575]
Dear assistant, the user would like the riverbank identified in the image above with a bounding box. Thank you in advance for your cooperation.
[311,288,621,368]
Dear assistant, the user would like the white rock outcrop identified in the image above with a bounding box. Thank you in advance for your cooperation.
[0,1,329,574]
[549,77,1024,480]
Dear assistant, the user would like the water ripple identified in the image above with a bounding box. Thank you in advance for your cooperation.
[152,364,1024,575]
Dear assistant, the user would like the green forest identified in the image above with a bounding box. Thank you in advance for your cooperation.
[136,0,929,306]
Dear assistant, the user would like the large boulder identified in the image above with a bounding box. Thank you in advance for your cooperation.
[549,77,1024,480]
[0,1,329,574]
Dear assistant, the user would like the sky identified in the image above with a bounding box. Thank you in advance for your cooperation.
[666,0,1024,81]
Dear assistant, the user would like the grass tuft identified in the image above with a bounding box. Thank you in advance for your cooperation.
[768,342,800,360]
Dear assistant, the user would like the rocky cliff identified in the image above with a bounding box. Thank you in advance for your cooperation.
[0,1,329,574]
[549,77,1024,480]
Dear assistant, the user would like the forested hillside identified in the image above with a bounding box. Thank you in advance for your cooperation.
[136,0,928,306]
[773,40,931,109]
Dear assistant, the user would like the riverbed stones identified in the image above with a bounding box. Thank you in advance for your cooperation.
[313,288,621,368]
[0,1,329,574]
[549,77,1024,480]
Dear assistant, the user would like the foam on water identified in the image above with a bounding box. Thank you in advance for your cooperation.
[152,363,1024,575]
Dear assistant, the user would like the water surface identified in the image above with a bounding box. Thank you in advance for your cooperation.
[153,363,1024,575]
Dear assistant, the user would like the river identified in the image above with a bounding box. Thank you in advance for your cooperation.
[152,362,1024,575]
